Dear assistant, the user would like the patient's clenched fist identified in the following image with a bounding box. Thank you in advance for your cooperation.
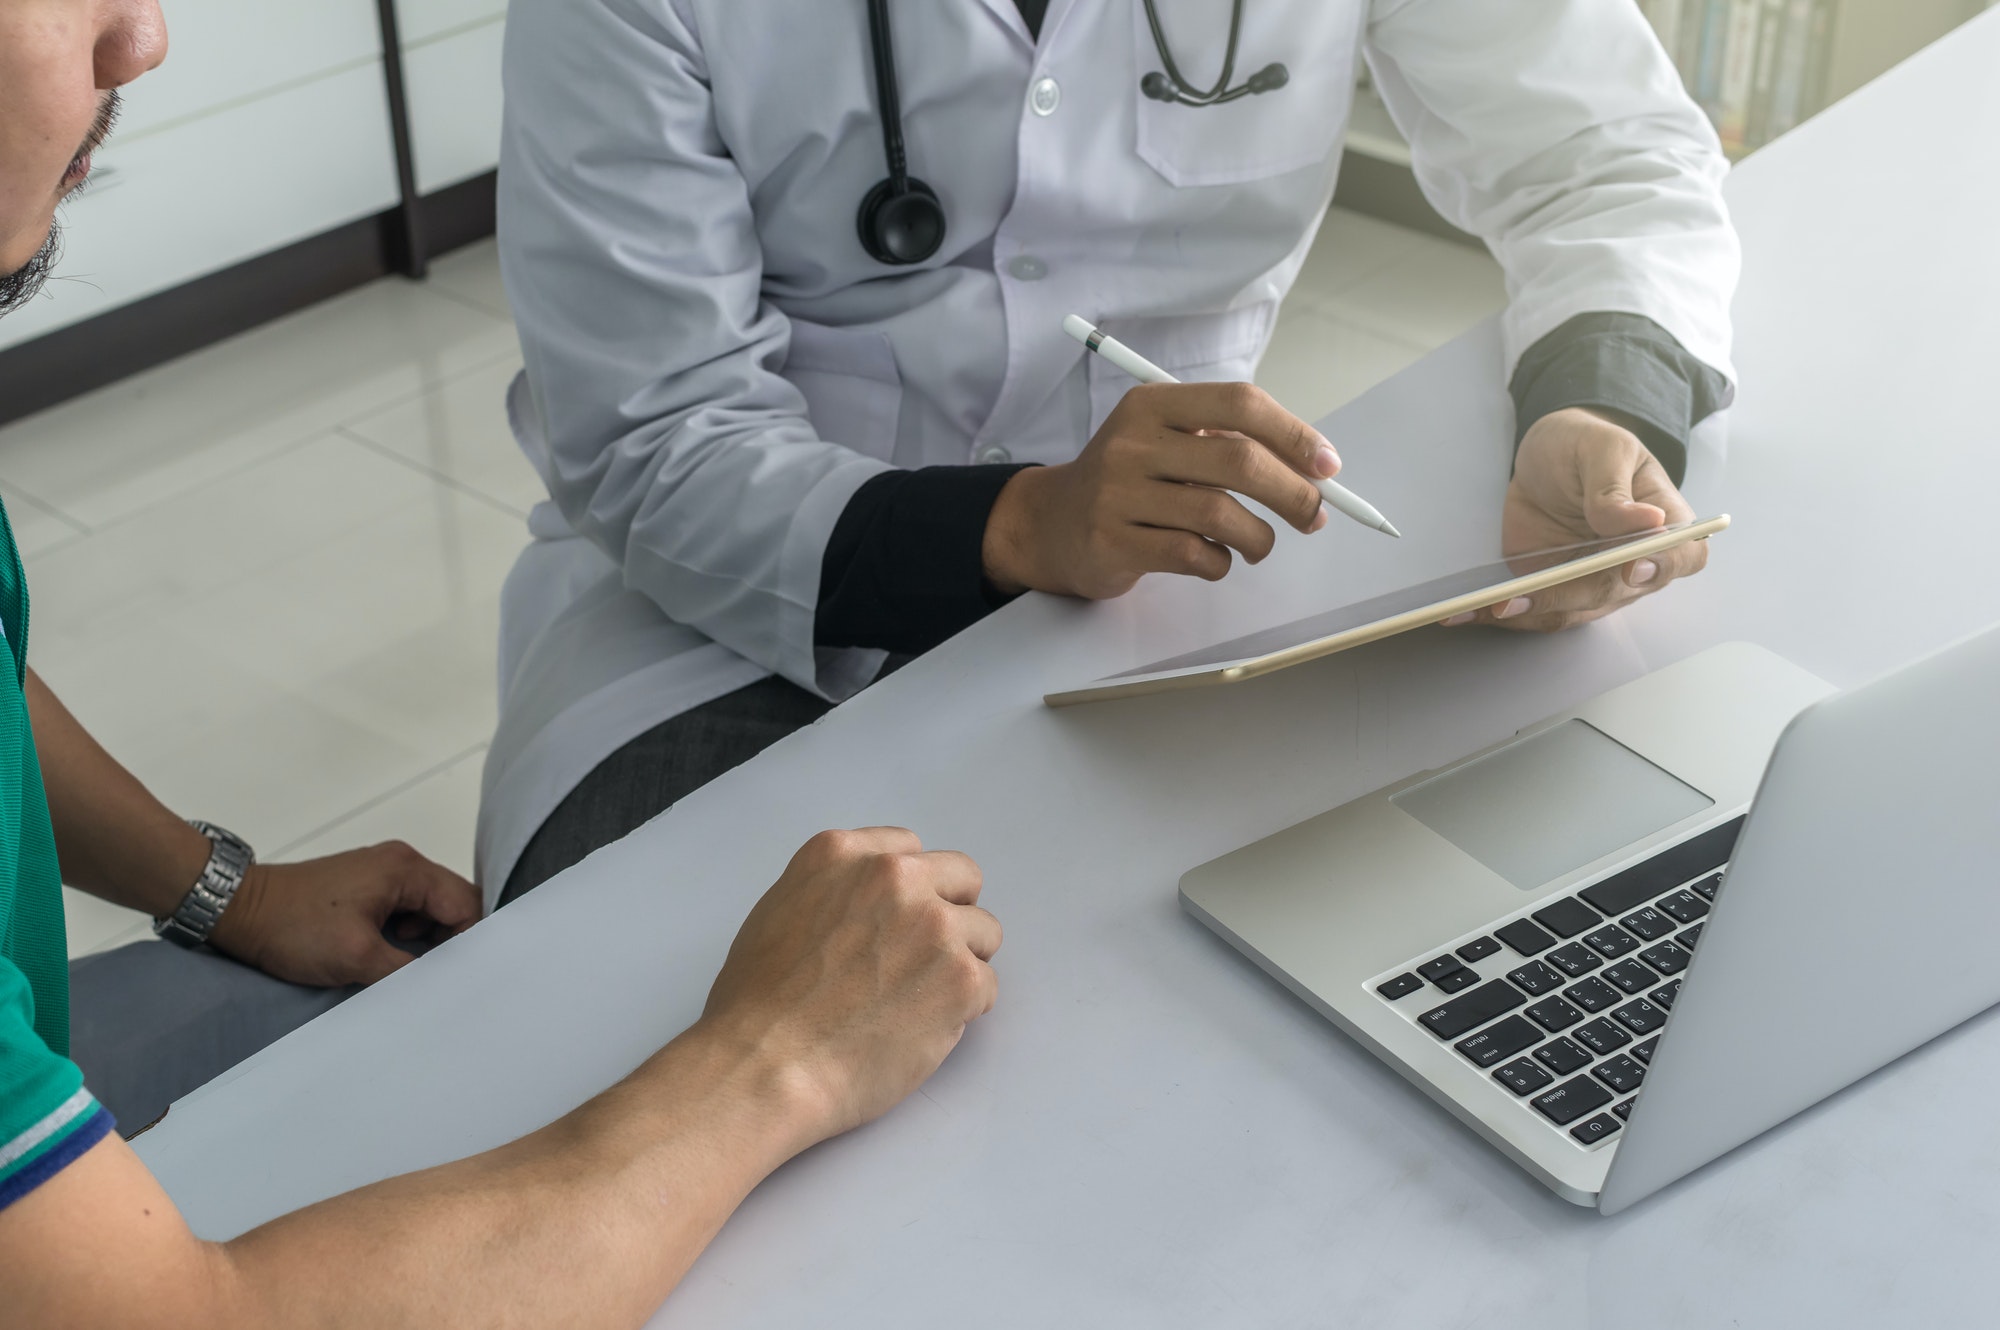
[700,827,1002,1142]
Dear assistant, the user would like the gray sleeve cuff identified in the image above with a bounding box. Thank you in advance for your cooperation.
[1508,312,1735,488]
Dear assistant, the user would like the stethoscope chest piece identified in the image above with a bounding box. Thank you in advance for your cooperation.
[858,0,946,266]
[858,175,947,266]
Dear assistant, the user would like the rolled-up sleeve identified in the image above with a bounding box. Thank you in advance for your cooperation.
[499,0,892,699]
[1365,0,1740,390]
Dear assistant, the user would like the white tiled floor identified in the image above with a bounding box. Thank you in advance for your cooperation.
[0,208,1501,960]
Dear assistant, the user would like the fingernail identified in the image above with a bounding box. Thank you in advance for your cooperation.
[1629,559,1659,586]
[1494,597,1531,620]
[1441,612,1476,627]
[1312,439,1340,478]
[1309,508,1328,533]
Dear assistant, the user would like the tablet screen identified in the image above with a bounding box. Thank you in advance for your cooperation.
[1106,523,1706,680]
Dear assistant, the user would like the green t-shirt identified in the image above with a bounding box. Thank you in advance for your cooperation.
[0,497,110,1212]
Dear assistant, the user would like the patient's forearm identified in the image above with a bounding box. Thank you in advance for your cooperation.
[25,667,211,914]
[218,1026,815,1329]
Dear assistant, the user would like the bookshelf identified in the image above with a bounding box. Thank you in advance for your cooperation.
[1338,0,1997,239]
[1636,0,1998,159]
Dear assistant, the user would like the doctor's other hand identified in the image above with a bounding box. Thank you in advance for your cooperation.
[1444,407,1708,633]
[980,381,1335,599]
[698,828,1001,1149]
[207,842,482,988]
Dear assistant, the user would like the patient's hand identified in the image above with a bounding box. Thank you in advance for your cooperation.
[1443,407,1709,632]
[696,827,1001,1149]
[209,842,482,987]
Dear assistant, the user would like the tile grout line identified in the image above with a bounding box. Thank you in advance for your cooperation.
[418,280,514,325]
[0,481,94,539]
[272,742,490,861]
[332,427,533,522]
[1271,297,1443,356]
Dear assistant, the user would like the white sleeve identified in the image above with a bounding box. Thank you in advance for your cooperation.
[1364,0,1740,383]
[497,0,891,700]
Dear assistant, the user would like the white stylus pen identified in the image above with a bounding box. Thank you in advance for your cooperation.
[1062,314,1401,539]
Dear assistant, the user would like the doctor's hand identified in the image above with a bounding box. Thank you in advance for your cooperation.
[980,382,1335,600]
[1443,407,1708,633]
[697,828,1001,1148]
[208,842,483,988]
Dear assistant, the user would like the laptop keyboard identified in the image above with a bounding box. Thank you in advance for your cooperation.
[1371,816,1744,1150]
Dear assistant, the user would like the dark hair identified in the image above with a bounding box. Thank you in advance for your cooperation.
[0,224,61,319]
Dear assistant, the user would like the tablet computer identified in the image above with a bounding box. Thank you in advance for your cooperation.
[1043,515,1729,707]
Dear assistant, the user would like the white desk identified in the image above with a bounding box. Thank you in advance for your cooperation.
[139,15,2000,1326]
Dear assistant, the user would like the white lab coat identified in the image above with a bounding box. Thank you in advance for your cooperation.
[476,0,1739,903]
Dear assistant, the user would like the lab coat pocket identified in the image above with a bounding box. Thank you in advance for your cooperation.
[782,318,904,462]
[1085,304,1276,437]
[1130,0,1359,188]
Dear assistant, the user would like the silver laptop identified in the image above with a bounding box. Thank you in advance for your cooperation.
[1180,627,2000,1213]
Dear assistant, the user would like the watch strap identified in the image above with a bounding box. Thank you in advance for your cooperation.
[153,821,255,949]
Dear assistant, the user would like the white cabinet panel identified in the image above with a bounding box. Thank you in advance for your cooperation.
[393,0,506,47]
[124,0,383,136]
[0,65,399,351]
[405,18,507,195]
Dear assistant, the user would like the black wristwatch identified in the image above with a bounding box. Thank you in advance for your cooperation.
[153,820,255,949]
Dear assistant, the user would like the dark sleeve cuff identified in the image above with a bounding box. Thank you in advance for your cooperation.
[1508,312,1734,488]
[815,463,1036,654]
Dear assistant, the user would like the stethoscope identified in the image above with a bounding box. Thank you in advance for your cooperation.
[858,0,1293,267]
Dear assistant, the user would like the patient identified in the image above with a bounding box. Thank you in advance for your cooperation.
[0,3,999,1322]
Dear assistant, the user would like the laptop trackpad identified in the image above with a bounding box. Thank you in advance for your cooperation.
[1392,720,1714,890]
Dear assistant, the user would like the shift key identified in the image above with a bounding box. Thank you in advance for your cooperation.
[1419,979,1527,1040]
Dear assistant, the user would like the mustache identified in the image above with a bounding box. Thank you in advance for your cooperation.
[69,90,124,176]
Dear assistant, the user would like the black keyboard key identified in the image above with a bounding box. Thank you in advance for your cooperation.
[1526,996,1584,1032]
[1455,1016,1541,1068]
[1592,1054,1646,1094]
[1640,941,1689,975]
[1494,1058,1554,1096]
[1495,918,1557,957]
[1656,890,1710,925]
[1432,967,1479,993]
[1619,907,1674,941]
[1582,925,1641,959]
[1632,1035,1660,1065]
[1418,955,1466,982]
[1601,960,1659,994]
[1572,1017,1632,1056]
[1675,924,1704,951]
[1614,1098,1636,1120]
[1545,942,1602,977]
[1378,973,1425,999]
[1649,979,1682,1010]
[1533,1037,1593,1076]
[1570,1113,1622,1146]
[1531,1074,1615,1126]
[1562,977,1620,1013]
[1578,816,1746,916]
[1691,873,1722,901]
[1531,897,1602,939]
[1611,999,1667,1035]
[1456,936,1501,963]
[1505,961,1565,996]
[1419,980,1527,1039]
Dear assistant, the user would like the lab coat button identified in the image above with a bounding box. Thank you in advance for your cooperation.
[1030,77,1061,117]
[1007,255,1048,281]
[975,445,1014,464]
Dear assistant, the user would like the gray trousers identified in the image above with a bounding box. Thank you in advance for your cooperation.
[68,941,353,1135]
[499,672,840,907]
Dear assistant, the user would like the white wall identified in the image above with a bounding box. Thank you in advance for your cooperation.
[0,0,512,352]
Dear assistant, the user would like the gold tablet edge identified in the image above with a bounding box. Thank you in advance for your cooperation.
[1042,516,1731,708]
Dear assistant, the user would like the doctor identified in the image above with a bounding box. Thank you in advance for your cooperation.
[482,0,1737,904]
